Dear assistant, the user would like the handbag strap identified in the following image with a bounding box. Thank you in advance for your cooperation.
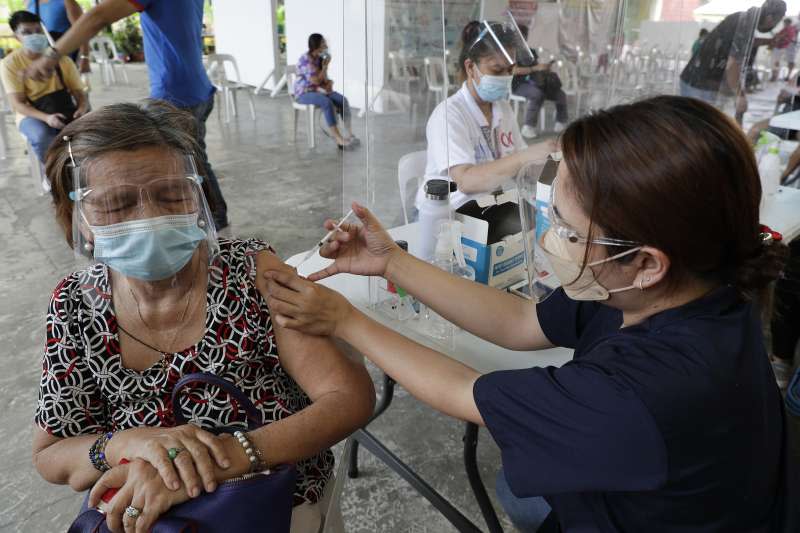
[34,0,40,15]
[171,372,262,430]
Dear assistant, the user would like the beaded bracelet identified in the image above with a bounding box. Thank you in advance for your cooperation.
[233,431,268,473]
[89,431,114,472]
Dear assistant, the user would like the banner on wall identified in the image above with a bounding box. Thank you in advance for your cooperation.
[558,0,623,61]
[509,0,539,31]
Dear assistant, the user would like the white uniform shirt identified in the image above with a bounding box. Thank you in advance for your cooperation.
[417,82,526,210]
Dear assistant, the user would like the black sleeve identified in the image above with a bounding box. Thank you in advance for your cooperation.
[536,288,603,349]
[474,354,667,497]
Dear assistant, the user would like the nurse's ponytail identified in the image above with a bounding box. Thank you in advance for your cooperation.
[457,21,483,82]
[560,95,789,302]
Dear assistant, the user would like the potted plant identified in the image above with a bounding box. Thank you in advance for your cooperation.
[112,15,144,62]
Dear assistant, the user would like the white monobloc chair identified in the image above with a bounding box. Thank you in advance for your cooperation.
[286,65,322,149]
[27,140,47,195]
[89,36,129,86]
[0,80,12,161]
[398,150,427,224]
[423,56,448,116]
[206,54,256,123]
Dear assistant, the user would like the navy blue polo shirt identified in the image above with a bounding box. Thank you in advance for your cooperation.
[474,286,783,532]
[129,0,214,108]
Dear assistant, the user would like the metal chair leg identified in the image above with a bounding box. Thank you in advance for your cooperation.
[464,422,503,533]
[349,372,396,479]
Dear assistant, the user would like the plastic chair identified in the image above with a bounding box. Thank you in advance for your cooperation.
[511,93,555,133]
[423,56,448,116]
[0,80,12,160]
[388,51,421,120]
[26,140,47,196]
[286,65,322,149]
[89,36,129,86]
[206,54,256,124]
[398,150,427,224]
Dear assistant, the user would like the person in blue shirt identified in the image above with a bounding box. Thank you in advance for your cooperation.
[27,0,229,231]
[26,0,91,71]
[261,96,789,532]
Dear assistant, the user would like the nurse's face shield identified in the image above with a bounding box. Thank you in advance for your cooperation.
[467,12,534,76]
[69,147,219,266]
[516,154,641,302]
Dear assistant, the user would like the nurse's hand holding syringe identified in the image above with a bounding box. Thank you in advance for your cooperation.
[262,202,552,352]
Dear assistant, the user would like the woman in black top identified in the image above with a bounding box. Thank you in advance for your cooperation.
[263,96,789,532]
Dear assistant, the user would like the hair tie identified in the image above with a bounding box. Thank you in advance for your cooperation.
[759,224,783,244]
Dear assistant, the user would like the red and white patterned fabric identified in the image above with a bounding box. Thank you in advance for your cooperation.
[35,238,333,506]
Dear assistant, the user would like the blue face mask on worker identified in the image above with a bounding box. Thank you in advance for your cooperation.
[472,64,513,102]
[22,33,49,54]
[89,214,207,281]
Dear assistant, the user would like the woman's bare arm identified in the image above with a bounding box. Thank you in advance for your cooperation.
[250,252,375,465]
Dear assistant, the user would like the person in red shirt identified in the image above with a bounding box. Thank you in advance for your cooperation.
[771,17,798,81]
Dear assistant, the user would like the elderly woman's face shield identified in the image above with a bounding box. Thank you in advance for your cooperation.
[69,149,219,282]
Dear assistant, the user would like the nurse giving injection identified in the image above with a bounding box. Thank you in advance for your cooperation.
[262,97,788,533]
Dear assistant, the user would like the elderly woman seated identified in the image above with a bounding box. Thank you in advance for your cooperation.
[32,100,375,533]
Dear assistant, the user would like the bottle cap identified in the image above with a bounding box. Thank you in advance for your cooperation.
[425,179,458,200]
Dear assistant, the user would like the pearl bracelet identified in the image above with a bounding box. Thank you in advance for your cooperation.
[233,431,267,473]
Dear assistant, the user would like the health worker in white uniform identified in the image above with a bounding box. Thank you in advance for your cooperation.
[418,20,554,210]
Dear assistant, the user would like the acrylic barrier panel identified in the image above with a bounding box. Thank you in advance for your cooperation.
[341,0,571,349]
[540,0,770,124]
[343,0,463,348]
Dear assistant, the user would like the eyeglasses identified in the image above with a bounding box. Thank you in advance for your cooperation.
[71,175,202,226]
[547,176,641,248]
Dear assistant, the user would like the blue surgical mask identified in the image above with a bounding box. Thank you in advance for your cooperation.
[90,213,206,281]
[22,33,49,54]
[473,66,513,102]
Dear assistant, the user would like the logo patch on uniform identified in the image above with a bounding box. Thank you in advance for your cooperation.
[500,131,514,148]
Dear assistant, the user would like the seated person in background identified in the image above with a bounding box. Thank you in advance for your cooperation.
[25,0,92,70]
[511,24,568,139]
[0,11,87,168]
[33,100,374,533]
[294,33,358,150]
[418,20,553,211]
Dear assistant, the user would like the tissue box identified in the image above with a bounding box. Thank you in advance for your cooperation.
[456,200,526,289]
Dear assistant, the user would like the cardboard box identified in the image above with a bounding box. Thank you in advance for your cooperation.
[456,200,527,289]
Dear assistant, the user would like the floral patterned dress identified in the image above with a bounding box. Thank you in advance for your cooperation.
[35,238,334,506]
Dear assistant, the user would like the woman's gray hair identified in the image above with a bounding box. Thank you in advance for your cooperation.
[46,99,210,248]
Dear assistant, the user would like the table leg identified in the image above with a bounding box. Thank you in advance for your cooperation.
[354,428,483,533]
[463,422,504,533]
[349,372,396,478]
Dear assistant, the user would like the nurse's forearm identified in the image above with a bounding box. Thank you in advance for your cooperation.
[385,250,551,351]
[339,309,484,425]
[451,152,529,195]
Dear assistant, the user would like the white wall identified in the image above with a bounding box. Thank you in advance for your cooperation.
[213,0,280,88]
